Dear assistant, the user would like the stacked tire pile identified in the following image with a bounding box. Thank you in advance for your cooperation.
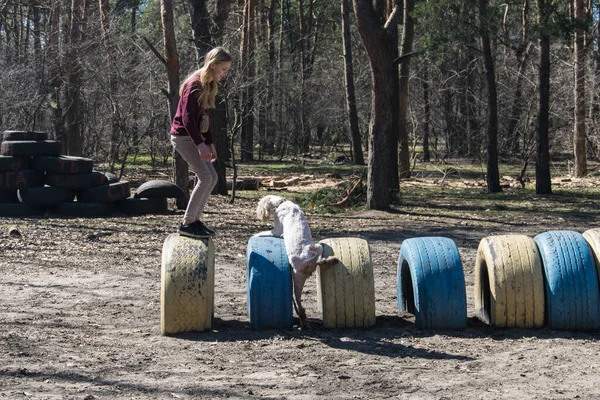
[0,130,180,217]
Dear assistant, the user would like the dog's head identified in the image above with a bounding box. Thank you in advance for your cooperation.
[256,195,285,222]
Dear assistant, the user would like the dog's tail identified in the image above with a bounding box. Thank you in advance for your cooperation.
[317,255,340,267]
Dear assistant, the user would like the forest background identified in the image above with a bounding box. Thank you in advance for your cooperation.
[0,0,599,209]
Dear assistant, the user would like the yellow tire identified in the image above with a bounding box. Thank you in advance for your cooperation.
[582,228,600,283]
[317,237,376,328]
[474,235,544,328]
[161,233,215,335]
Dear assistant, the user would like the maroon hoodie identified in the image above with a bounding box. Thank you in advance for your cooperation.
[169,78,214,146]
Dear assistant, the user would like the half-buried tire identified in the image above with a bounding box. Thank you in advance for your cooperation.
[475,235,545,328]
[534,230,600,330]
[18,186,75,208]
[246,236,293,329]
[134,180,185,199]
[161,233,215,334]
[317,237,376,329]
[583,228,600,288]
[118,197,168,215]
[397,237,467,329]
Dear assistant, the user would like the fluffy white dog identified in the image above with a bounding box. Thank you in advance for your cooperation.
[254,194,338,326]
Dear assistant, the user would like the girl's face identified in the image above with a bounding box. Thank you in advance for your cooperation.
[211,61,232,82]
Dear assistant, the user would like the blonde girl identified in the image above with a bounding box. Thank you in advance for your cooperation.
[169,47,232,238]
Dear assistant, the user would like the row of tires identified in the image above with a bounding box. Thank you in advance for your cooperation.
[160,228,600,334]
[1,130,182,217]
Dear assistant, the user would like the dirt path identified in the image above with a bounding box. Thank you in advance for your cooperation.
[2,190,600,399]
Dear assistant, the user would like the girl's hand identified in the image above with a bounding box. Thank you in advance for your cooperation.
[208,144,217,162]
[197,143,212,161]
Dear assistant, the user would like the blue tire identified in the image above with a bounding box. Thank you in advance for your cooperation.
[534,231,600,330]
[397,237,467,329]
[246,236,293,329]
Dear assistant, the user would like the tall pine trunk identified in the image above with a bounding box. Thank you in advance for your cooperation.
[341,0,364,165]
[63,0,85,155]
[398,0,414,179]
[536,0,552,194]
[161,0,187,208]
[479,0,501,192]
[573,0,587,177]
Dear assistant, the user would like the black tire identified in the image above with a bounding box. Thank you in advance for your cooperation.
[18,186,75,207]
[118,196,168,214]
[0,169,43,190]
[33,156,94,174]
[0,156,29,172]
[2,131,48,141]
[46,171,107,190]
[54,202,115,218]
[0,190,18,203]
[134,180,185,199]
[0,203,43,217]
[1,140,61,157]
[78,181,131,203]
[104,172,119,183]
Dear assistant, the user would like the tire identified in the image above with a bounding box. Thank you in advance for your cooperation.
[134,180,185,199]
[77,181,131,203]
[0,203,43,217]
[317,237,376,328]
[18,186,75,208]
[54,202,114,218]
[246,236,293,329]
[161,233,215,334]
[1,140,61,157]
[0,190,18,203]
[104,172,119,183]
[397,237,467,329]
[0,156,29,172]
[534,230,600,330]
[475,235,545,328]
[117,197,168,215]
[583,228,600,290]
[46,171,107,190]
[0,170,43,190]
[2,131,48,141]
[33,155,93,174]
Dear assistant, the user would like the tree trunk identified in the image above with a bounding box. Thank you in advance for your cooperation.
[479,0,501,193]
[353,0,401,210]
[63,0,85,155]
[100,0,121,171]
[573,0,587,177]
[341,0,364,165]
[421,64,431,162]
[188,0,211,61]
[398,0,414,179]
[161,0,187,208]
[536,0,552,194]
[239,0,256,161]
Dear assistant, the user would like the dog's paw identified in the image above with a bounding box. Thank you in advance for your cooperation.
[317,256,340,267]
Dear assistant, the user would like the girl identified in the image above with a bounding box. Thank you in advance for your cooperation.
[170,47,232,238]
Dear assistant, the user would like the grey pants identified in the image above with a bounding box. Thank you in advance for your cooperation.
[170,134,218,223]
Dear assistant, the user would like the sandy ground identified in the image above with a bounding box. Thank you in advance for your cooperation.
[2,188,600,400]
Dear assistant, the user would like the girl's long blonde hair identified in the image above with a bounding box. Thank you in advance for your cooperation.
[179,47,232,109]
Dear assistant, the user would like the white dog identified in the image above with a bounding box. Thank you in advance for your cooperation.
[254,194,338,326]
